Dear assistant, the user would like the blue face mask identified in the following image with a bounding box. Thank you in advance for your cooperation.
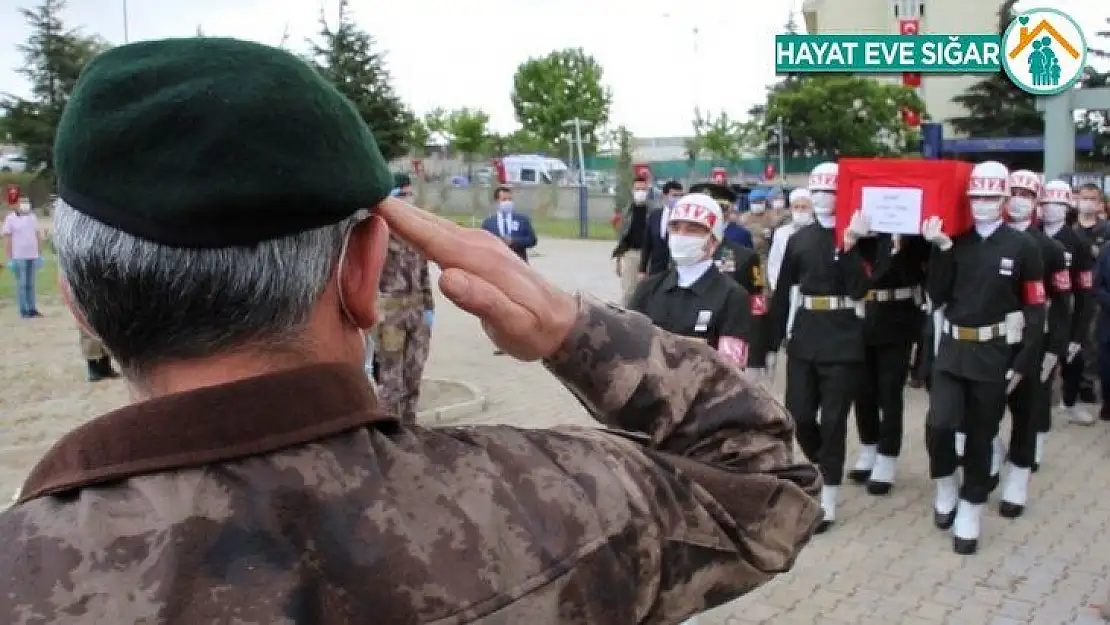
[665,197,678,209]
[498,200,514,213]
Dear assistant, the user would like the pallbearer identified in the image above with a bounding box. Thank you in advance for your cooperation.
[767,162,873,532]
[921,161,1045,555]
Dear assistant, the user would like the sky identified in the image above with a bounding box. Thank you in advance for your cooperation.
[0,0,1105,138]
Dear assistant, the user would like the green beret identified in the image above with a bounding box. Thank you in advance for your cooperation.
[393,173,412,189]
[54,37,394,248]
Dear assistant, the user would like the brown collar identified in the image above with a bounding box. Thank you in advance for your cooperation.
[18,363,395,504]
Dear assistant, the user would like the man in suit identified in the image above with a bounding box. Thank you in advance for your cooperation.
[481,186,537,263]
[639,180,683,278]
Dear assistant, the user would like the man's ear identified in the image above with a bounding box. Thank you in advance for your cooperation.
[56,271,95,336]
[338,215,389,329]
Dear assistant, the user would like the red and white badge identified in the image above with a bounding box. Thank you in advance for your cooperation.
[717,336,749,368]
[1051,270,1071,292]
[1023,280,1046,305]
[1078,270,1094,289]
[750,293,767,315]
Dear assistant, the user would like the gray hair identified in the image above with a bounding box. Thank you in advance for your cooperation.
[52,200,356,378]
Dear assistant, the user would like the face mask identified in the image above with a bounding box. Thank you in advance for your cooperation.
[772,199,786,210]
[970,199,1002,223]
[632,190,648,204]
[665,196,678,209]
[811,192,835,215]
[1079,199,1100,214]
[667,233,709,266]
[498,200,513,213]
[1040,203,1067,224]
[1008,197,1035,221]
[792,209,813,226]
[749,203,766,214]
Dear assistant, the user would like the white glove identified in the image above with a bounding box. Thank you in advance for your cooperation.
[1040,353,1059,382]
[1006,369,1022,394]
[921,216,952,251]
[1066,342,1081,363]
[843,211,871,249]
[765,352,778,379]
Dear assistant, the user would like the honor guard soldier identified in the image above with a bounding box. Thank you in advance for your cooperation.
[692,182,770,373]
[1039,180,1098,425]
[921,161,1046,555]
[767,162,873,532]
[847,231,929,495]
[997,170,1071,514]
[629,193,755,370]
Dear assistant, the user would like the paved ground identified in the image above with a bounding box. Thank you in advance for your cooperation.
[2,237,1109,623]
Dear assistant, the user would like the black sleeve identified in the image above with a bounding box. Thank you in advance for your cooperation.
[638,213,656,274]
[926,244,956,308]
[612,207,633,258]
[1011,236,1046,377]
[628,276,652,313]
[837,245,872,301]
[1069,235,1095,344]
[1045,243,1073,360]
[718,287,753,341]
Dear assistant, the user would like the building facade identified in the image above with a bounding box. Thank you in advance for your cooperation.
[801,0,999,137]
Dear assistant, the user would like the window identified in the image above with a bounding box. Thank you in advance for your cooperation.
[520,168,537,182]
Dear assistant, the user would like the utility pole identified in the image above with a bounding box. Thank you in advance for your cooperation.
[777,116,786,183]
[563,118,590,238]
[122,0,129,43]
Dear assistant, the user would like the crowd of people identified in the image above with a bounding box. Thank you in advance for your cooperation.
[611,161,1110,557]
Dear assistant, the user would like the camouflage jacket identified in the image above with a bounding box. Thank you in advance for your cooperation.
[381,233,435,310]
[0,297,821,624]
[739,212,780,262]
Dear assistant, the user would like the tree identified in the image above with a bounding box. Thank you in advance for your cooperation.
[308,0,412,160]
[496,128,550,155]
[613,126,633,211]
[406,116,429,156]
[751,75,923,158]
[443,107,490,167]
[510,48,612,156]
[948,0,1041,137]
[693,111,748,165]
[0,0,107,174]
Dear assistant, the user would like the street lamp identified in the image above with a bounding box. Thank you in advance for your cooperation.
[122,0,129,43]
[562,118,591,238]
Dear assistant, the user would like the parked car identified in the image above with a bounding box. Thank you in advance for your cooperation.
[0,154,27,173]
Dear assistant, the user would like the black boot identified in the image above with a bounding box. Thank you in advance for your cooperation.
[86,360,104,382]
[97,357,120,378]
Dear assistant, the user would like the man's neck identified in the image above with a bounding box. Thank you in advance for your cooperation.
[975,219,1003,238]
[675,259,712,287]
[815,214,835,229]
[1008,219,1031,231]
[1043,220,1065,237]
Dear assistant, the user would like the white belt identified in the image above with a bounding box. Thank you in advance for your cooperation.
[867,287,917,303]
[941,320,1007,342]
[801,295,855,311]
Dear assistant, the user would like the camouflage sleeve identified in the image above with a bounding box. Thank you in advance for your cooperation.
[419,254,434,311]
[539,295,822,616]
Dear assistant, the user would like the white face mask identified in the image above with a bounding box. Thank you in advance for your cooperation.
[667,233,709,266]
[1078,199,1100,215]
[970,198,1003,223]
[632,190,648,204]
[811,191,835,215]
[1008,197,1035,222]
[498,200,513,213]
[1040,202,1068,224]
[792,209,813,226]
[749,203,766,214]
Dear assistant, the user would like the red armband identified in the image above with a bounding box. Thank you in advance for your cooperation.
[1023,280,1046,305]
[1051,270,1072,292]
[717,336,749,368]
[1078,270,1094,289]
[750,293,767,316]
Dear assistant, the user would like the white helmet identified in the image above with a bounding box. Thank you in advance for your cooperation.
[808,162,838,192]
[1008,169,1042,197]
[669,193,725,241]
[968,161,1010,197]
[1040,180,1074,207]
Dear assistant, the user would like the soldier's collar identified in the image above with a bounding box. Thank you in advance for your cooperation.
[17,363,394,504]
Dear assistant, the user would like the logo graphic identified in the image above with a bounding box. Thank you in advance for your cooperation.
[1001,8,1086,95]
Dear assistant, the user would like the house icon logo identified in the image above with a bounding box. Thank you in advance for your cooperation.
[1001,8,1087,95]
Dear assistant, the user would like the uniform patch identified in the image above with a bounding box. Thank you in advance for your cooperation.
[750,293,767,315]
[1078,270,1094,289]
[1023,280,1046,305]
[1064,251,1073,267]
[694,310,712,332]
[1051,270,1071,292]
[999,257,1014,276]
[717,336,749,368]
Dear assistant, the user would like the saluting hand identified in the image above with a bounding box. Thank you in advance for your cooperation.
[377,198,577,361]
[922,216,953,251]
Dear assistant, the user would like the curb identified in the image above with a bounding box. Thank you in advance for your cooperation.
[417,378,488,425]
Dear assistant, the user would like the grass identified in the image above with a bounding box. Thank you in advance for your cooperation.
[437,213,619,241]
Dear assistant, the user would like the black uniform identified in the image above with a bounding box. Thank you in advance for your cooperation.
[925,224,1045,509]
[1071,220,1109,403]
[768,223,871,488]
[1048,224,1096,408]
[1004,227,1071,472]
[638,207,671,276]
[714,235,768,369]
[852,234,929,482]
[629,264,754,367]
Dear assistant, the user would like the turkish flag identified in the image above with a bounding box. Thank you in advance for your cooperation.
[901,108,921,127]
[899,19,919,35]
[5,185,18,205]
[763,163,776,181]
[902,72,922,88]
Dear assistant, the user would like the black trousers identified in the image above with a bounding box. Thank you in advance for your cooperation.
[855,341,913,457]
[1006,368,1049,468]
[926,369,1007,504]
[1061,350,1084,407]
[786,357,862,487]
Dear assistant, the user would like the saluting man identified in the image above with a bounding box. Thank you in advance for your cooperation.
[629,193,754,370]
[767,161,873,532]
[996,169,1071,517]
[847,231,929,495]
[921,161,1046,555]
[1039,180,1097,425]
